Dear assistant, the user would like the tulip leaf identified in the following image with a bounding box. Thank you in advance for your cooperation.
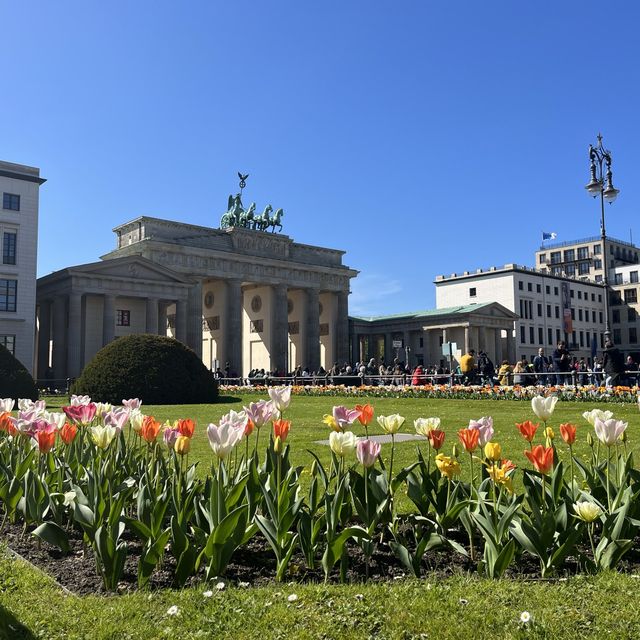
[32,522,70,554]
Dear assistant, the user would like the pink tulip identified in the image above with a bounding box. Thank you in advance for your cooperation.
[468,416,494,446]
[332,406,362,431]
[163,426,179,449]
[243,400,276,428]
[104,408,131,432]
[122,398,142,411]
[594,418,628,447]
[63,403,97,425]
[356,438,381,468]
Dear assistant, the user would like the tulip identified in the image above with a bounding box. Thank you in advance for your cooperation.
[487,464,514,493]
[207,421,244,460]
[356,438,381,468]
[457,428,479,453]
[95,402,114,419]
[524,444,554,474]
[35,425,57,453]
[177,418,195,438]
[331,406,361,431]
[273,419,291,442]
[501,459,517,474]
[140,416,161,443]
[243,400,275,428]
[42,411,66,431]
[435,454,461,480]
[594,418,627,447]
[582,409,613,427]
[428,429,446,451]
[268,386,291,414]
[104,408,131,433]
[531,396,558,422]
[484,441,502,461]
[0,412,16,436]
[559,423,577,445]
[130,410,145,433]
[19,399,46,414]
[468,416,494,446]
[163,426,179,449]
[516,420,539,443]
[414,417,440,437]
[220,410,249,433]
[0,398,15,413]
[322,414,339,431]
[573,501,603,523]
[544,426,555,441]
[91,424,118,449]
[244,418,255,437]
[355,404,374,427]
[376,414,405,435]
[59,422,78,445]
[122,398,142,411]
[329,431,357,457]
[69,394,91,406]
[63,403,97,426]
[174,435,191,456]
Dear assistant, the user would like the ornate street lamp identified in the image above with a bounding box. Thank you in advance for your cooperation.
[585,134,620,341]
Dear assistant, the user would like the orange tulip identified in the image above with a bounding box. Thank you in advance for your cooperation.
[0,412,16,436]
[60,422,78,445]
[36,429,56,453]
[244,418,255,437]
[457,428,479,453]
[501,459,517,474]
[516,420,539,442]
[524,444,554,475]
[559,423,577,445]
[356,404,374,427]
[140,416,161,443]
[177,419,195,438]
[428,429,446,451]
[273,419,291,442]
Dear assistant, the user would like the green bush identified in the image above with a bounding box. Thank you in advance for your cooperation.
[0,344,38,401]
[71,335,218,405]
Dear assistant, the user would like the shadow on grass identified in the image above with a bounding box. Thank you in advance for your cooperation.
[215,395,244,405]
[0,605,36,640]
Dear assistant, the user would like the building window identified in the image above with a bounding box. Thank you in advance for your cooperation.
[250,319,264,333]
[0,279,17,312]
[630,328,638,344]
[612,309,620,324]
[548,327,553,345]
[116,310,130,326]
[554,287,559,296]
[570,289,575,298]
[586,332,591,347]
[529,326,535,344]
[2,193,20,211]
[578,309,583,321]
[578,260,590,274]
[577,247,589,260]
[631,271,639,283]
[571,308,575,320]
[539,253,546,264]
[629,308,637,322]
[610,292,622,306]
[520,325,526,344]
[578,291,582,299]
[469,287,476,297]
[599,312,603,324]
[518,281,523,290]
[556,328,562,343]
[572,330,577,347]
[550,252,561,264]
[566,264,576,276]
[527,282,533,292]
[2,232,16,265]
[546,285,550,294]
[546,304,551,318]
[624,288,637,304]
[593,244,601,254]
[538,327,543,344]
[552,266,562,276]
[613,329,622,344]
[580,331,584,347]
[614,273,623,285]
[595,275,603,282]
[593,259,602,270]
[592,310,597,322]
[591,293,595,301]
[555,306,560,318]
[564,249,575,262]
[537,303,542,317]
[0,334,15,354]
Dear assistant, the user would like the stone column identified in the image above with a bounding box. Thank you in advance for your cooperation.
[422,329,430,365]
[464,326,470,353]
[67,292,83,379]
[225,279,243,377]
[175,298,188,344]
[494,328,503,364]
[384,332,393,365]
[103,294,116,346]
[507,327,516,363]
[158,302,168,336]
[146,298,159,334]
[272,283,288,374]
[36,301,51,380]
[52,296,67,380]
[335,290,349,364]
[350,331,359,368]
[186,282,203,358]
[478,326,487,353]
[305,287,320,372]
[403,330,411,365]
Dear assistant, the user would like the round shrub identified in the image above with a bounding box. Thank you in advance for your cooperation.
[71,335,218,405]
[0,344,38,401]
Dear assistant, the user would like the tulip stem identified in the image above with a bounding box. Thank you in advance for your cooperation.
[389,434,395,489]
[606,446,612,513]
[541,473,546,514]
[588,522,597,563]
[569,443,575,499]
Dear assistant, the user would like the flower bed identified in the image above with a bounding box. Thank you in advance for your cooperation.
[220,383,640,403]
[1,390,640,592]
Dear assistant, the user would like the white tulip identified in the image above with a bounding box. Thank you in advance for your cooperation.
[531,396,558,422]
[328,430,357,457]
[377,414,405,435]
[414,417,440,437]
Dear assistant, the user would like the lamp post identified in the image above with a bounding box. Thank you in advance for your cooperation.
[585,134,620,342]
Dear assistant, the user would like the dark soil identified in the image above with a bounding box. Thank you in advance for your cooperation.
[4,522,640,596]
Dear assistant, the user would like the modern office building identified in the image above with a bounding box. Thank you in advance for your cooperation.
[535,236,639,282]
[0,160,45,374]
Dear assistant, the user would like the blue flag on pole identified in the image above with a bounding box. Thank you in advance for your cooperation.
[542,231,557,241]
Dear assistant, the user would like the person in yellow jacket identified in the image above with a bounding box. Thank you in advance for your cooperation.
[498,360,513,386]
[459,349,476,385]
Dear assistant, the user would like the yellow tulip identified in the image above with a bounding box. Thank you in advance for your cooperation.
[435,453,461,480]
[484,442,502,461]
[175,435,191,456]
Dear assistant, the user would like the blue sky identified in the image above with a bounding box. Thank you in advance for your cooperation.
[3,1,640,315]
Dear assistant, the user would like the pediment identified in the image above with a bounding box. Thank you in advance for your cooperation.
[71,257,191,284]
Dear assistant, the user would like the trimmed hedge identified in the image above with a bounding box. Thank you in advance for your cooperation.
[0,344,38,401]
[71,335,218,405]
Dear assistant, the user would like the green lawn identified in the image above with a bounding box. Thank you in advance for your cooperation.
[2,394,640,640]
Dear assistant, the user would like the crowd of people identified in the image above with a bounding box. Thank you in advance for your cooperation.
[216,339,640,388]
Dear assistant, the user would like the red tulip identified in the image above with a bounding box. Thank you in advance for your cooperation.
[356,404,374,427]
[273,419,291,442]
[559,423,577,445]
[428,429,446,451]
[36,428,56,453]
[524,444,554,475]
[177,418,195,438]
[516,420,539,442]
[457,428,479,453]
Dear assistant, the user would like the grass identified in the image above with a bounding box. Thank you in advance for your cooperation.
[2,394,640,639]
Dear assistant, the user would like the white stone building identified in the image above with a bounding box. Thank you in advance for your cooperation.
[0,160,45,374]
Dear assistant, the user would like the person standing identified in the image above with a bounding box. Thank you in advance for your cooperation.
[532,348,549,385]
[602,338,625,387]
[552,340,571,386]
